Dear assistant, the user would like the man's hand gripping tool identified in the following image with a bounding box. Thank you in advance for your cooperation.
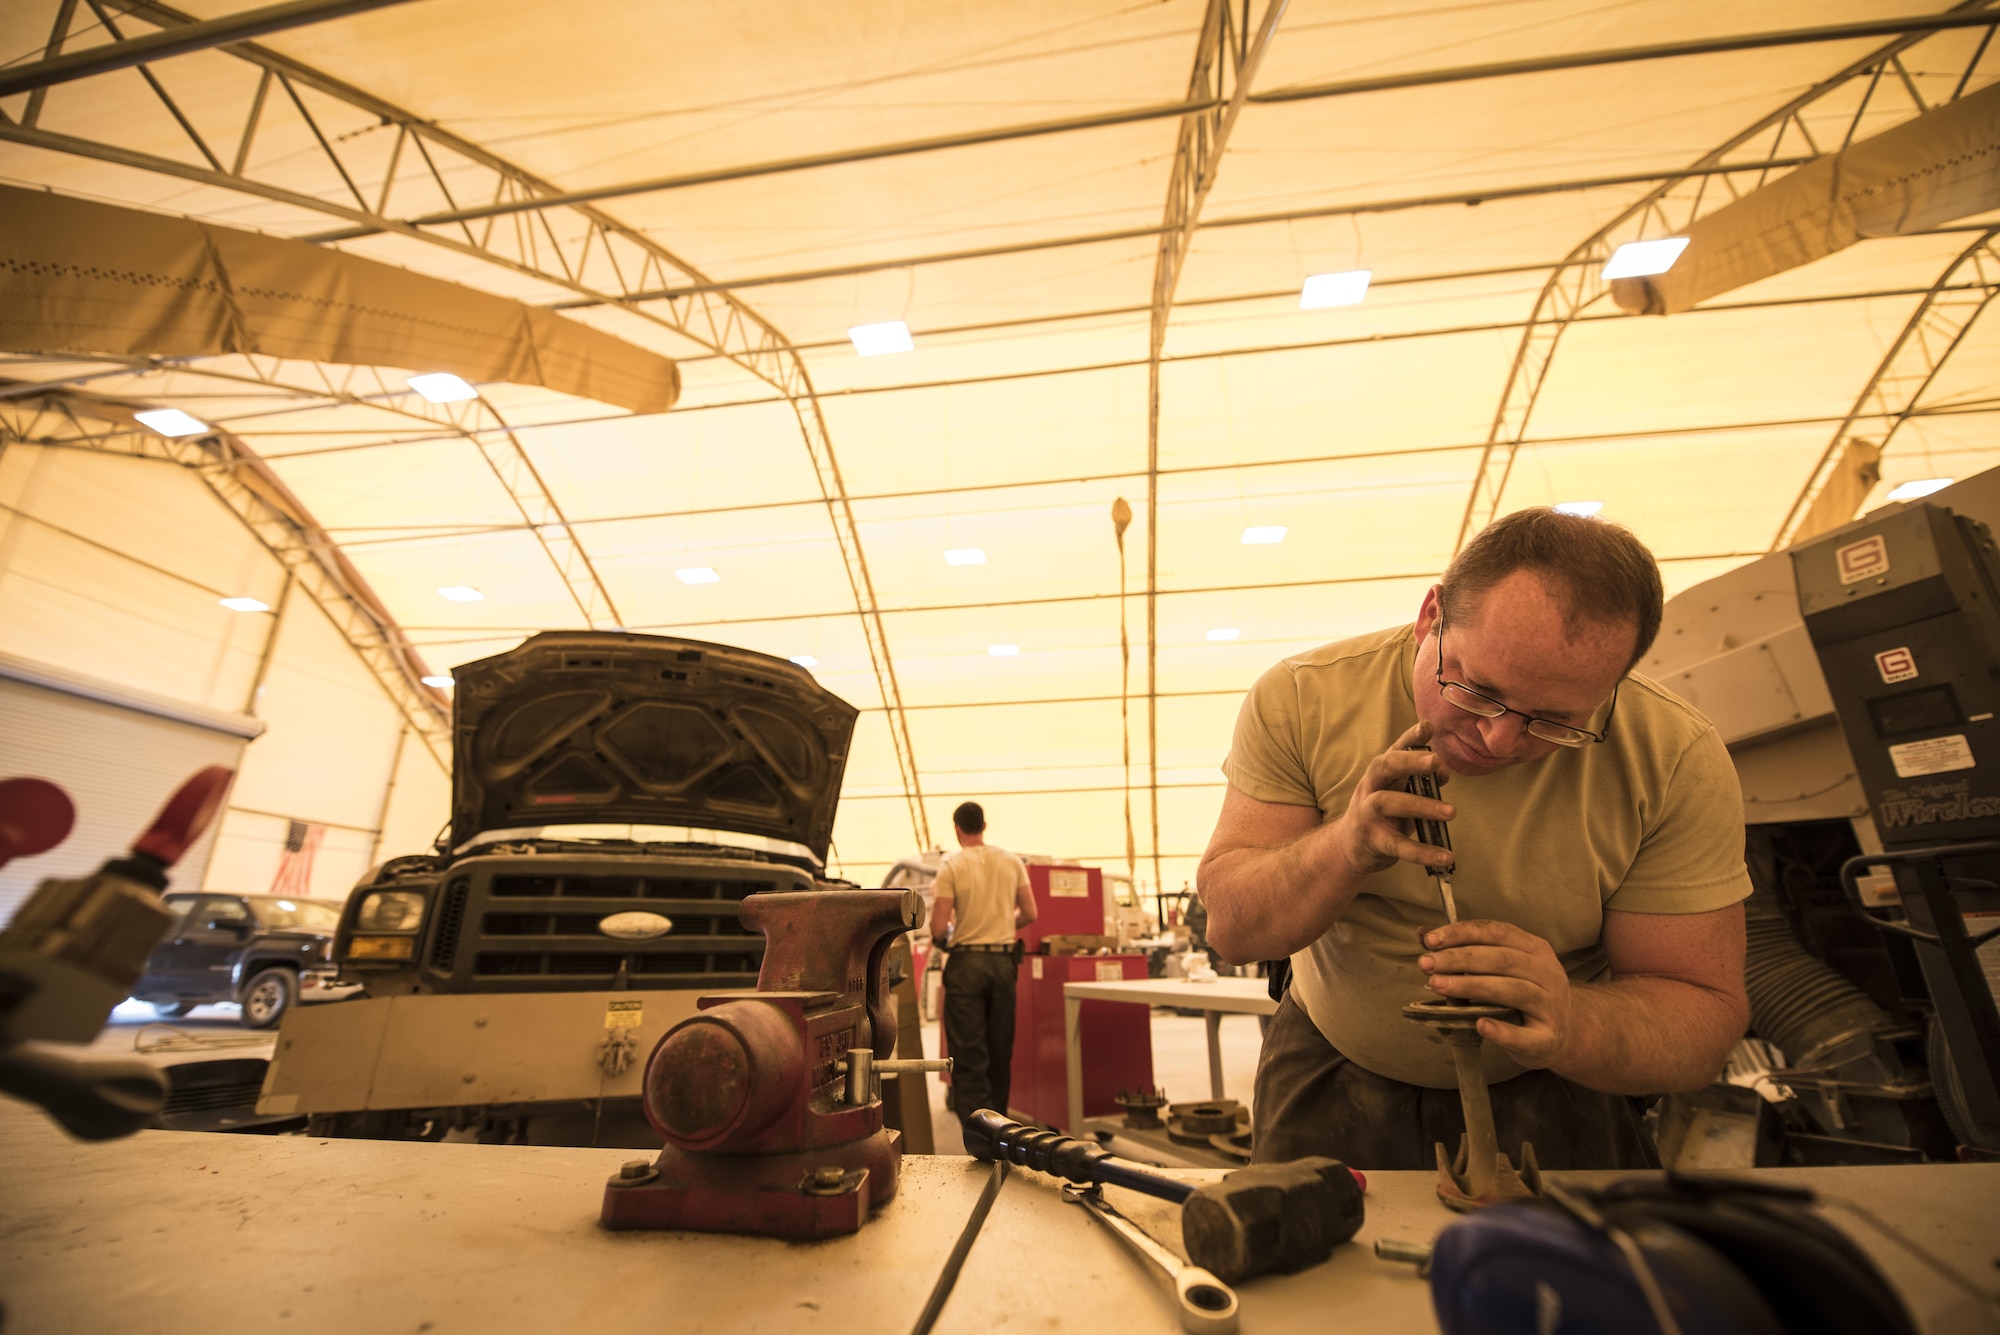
[1401,752,1542,1211]
[600,887,946,1240]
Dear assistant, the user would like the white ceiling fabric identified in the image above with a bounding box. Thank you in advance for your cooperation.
[2,0,1997,891]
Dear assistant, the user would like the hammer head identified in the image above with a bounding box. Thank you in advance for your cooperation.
[1181,1157,1365,1285]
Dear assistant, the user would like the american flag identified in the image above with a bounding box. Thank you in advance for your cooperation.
[269,820,324,897]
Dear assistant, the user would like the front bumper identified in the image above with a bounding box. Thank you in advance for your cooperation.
[256,988,709,1116]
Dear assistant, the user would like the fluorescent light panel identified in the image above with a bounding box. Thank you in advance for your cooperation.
[1601,238,1689,280]
[1241,526,1287,545]
[944,548,986,566]
[436,586,484,602]
[421,675,453,688]
[1299,270,1371,309]
[218,596,269,613]
[1554,501,1604,517]
[676,567,720,585]
[407,372,478,403]
[1207,628,1240,642]
[135,408,209,437]
[848,320,914,357]
[1888,478,1953,500]
[988,644,1019,657]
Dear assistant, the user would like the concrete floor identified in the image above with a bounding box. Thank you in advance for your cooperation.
[916,1008,1264,1156]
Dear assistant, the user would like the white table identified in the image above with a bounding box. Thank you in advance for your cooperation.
[1062,976,1277,1141]
[2,1098,1996,1334]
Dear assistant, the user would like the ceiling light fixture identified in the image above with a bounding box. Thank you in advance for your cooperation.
[436,586,484,602]
[944,548,986,566]
[406,372,479,403]
[676,567,721,585]
[988,644,1019,657]
[1601,237,1690,280]
[218,596,269,613]
[135,408,209,437]
[1241,526,1288,545]
[421,675,453,688]
[1554,500,1605,517]
[848,320,914,357]
[1207,628,1240,642]
[1299,270,1371,309]
[789,655,819,668]
[1887,478,1954,500]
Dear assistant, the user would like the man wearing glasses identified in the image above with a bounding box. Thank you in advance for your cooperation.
[1198,508,1750,1167]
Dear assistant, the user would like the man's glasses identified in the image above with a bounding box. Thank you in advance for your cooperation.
[1433,618,1618,748]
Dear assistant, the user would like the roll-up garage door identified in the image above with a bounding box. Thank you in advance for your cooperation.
[0,652,264,924]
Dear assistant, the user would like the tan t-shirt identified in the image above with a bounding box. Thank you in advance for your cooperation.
[1221,624,1751,1089]
[934,844,1029,946]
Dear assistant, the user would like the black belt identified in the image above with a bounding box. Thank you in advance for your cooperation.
[951,943,1017,953]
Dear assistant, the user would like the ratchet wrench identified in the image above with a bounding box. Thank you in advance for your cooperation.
[1062,1184,1239,1334]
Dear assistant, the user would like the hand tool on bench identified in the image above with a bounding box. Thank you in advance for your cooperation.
[1063,1184,1239,1334]
[964,1109,1365,1284]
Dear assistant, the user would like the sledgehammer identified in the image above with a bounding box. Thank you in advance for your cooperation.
[962,1110,1365,1284]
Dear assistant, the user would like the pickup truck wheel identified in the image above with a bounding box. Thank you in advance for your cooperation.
[240,968,295,1030]
[153,1001,197,1017]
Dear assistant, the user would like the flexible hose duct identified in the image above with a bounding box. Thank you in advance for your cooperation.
[1742,912,1889,1071]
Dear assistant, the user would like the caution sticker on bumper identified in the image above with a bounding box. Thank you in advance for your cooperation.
[605,999,643,1029]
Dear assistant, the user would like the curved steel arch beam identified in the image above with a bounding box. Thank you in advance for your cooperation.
[1453,3,2000,554]
[1141,0,1288,900]
[1772,229,2000,550]
[0,387,451,767]
[6,0,931,847]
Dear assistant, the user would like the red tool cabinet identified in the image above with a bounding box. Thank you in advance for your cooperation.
[1010,951,1151,1131]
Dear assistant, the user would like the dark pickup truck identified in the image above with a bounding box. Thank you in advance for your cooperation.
[130,893,344,1028]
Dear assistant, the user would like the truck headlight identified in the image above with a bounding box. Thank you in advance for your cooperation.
[356,890,427,932]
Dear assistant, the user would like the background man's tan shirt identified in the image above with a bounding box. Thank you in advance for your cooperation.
[1221,624,1752,1089]
[934,844,1029,946]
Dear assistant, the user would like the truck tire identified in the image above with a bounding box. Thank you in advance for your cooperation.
[240,967,296,1030]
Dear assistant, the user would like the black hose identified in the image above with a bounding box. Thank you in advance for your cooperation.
[909,1158,1008,1335]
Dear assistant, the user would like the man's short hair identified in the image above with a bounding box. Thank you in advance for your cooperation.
[953,801,986,835]
[1440,508,1664,667]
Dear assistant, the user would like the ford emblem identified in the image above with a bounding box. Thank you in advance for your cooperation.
[599,911,673,941]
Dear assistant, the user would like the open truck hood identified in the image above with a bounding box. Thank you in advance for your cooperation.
[449,632,858,859]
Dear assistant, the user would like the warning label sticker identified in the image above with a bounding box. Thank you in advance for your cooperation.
[1048,869,1090,898]
[1887,734,1976,778]
[1875,646,1918,684]
[1837,534,1890,584]
[604,999,643,1029]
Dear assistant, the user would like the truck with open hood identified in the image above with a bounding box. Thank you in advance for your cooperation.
[255,632,858,1145]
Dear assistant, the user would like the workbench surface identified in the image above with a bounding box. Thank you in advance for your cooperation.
[3,1099,1997,1334]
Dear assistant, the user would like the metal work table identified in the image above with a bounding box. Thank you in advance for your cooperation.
[3,1099,1998,1334]
[1062,976,1277,1139]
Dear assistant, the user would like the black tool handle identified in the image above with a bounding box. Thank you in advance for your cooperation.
[1402,748,1453,878]
[962,1109,1194,1205]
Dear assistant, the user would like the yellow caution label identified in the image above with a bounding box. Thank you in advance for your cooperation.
[605,999,644,1029]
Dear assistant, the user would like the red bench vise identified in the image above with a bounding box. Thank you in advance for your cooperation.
[600,887,935,1240]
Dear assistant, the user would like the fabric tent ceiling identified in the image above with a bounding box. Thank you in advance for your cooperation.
[2,0,1997,894]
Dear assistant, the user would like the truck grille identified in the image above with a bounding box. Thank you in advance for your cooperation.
[420,855,801,993]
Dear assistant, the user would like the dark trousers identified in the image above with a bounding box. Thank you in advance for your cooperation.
[1251,991,1659,1170]
[943,950,1017,1124]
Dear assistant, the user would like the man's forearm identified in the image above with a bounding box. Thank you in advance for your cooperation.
[1550,975,1747,1094]
[1200,829,1368,964]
